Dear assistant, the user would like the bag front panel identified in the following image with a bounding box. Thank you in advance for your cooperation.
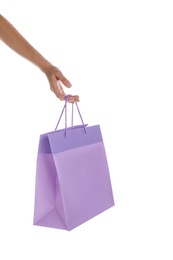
[52,142,114,230]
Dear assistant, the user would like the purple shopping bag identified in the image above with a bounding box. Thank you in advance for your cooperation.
[33,95,115,231]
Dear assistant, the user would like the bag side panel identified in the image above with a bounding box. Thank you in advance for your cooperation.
[33,135,67,230]
[33,153,57,224]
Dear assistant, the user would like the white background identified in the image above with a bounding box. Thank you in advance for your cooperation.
[0,0,173,259]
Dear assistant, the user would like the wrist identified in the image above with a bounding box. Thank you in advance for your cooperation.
[39,59,53,74]
[32,50,52,73]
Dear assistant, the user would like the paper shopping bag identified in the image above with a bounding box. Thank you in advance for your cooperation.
[33,95,115,231]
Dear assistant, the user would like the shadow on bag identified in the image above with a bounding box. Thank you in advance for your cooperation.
[33,95,115,231]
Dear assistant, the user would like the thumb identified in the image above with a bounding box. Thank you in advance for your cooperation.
[59,73,72,88]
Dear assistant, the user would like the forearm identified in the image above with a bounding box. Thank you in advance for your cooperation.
[0,14,51,72]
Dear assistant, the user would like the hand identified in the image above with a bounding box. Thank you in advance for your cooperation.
[44,65,79,103]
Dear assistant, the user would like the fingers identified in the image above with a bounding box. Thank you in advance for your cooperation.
[50,81,79,103]
[68,95,80,103]
[50,80,65,99]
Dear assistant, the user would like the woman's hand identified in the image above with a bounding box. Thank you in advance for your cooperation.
[44,65,79,103]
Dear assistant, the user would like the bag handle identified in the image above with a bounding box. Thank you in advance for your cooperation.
[54,94,86,135]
